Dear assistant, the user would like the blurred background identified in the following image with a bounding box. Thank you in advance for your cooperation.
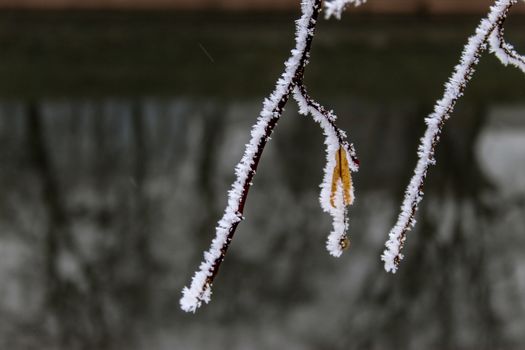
[0,0,524,349]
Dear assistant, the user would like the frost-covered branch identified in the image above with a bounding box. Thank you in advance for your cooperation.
[324,0,367,19]
[181,0,360,313]
[293,83,359,256]
[489,21,525,73]
[180,0,321,313]
[182,0,523,312]
[381,0,519,273]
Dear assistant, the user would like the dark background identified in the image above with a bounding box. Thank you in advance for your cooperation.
[0,2,524,349]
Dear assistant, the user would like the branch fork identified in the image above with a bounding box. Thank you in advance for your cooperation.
[180,0,359,313]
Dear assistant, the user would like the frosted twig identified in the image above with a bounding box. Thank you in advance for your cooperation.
[324,0,367,19]
[489,22,525,73]
[381,0,518,273]
[293,84,359,170]
[180,0,325,313]
[293,83,359,256]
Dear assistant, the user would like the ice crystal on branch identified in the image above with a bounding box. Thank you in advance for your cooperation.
[324,0,367,19]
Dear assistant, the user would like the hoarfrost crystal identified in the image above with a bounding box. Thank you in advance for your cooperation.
[324,0,367,19]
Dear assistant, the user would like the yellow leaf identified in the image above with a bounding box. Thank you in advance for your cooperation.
[330,146,353,208]
[339,147,353,206]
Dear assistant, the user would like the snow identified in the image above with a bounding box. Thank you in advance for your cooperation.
[324,0,367,19]
[381,0,519,273]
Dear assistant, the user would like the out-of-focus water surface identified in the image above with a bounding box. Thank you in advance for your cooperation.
[0,10,524,350]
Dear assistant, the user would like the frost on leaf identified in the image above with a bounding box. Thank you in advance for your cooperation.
[320,146,354,257]
[325,146,355,257]
[292,84,358,258]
